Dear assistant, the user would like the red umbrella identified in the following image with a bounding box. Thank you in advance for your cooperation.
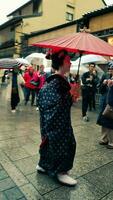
[32,31,113,76]
[32,31,113,56]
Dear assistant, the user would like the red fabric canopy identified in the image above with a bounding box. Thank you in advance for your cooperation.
[32,32,113,57]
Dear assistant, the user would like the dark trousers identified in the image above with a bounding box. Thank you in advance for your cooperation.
[25,87,35,105]
[11,88,20,110]
[89,91,96,110]
[82,88,92,117]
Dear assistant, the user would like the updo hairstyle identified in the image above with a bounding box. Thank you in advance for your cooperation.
[46,49,68,70]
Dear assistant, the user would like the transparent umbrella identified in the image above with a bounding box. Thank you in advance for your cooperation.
[15,58,30,66]
[25,53,45,64]
[71,62,104,78]
[73,54,107,65]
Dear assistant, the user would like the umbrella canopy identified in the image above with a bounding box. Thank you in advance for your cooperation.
[43,63,104,78]
[32,31,113,57]
[25,53,45,63]
[15,58,30,66]
[73,54,107,65]
[0,58,23,69]
[25,53,46,69]
[71,62,104,78]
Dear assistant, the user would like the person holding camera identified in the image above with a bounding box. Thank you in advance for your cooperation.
[81,63,98,121]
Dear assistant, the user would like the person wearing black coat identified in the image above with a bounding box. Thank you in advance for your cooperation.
[81,63,98,121]
[97,69,113,149]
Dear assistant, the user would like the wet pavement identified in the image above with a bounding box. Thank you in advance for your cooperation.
[0,84,113,200]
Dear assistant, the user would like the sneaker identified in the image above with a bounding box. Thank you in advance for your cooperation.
[36,164,46,173]
[57,173,77,186]
[83,116,89,122]
[36,107,39,111]
[11,109,16,113]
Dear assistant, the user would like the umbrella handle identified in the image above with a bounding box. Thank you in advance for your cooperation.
[76,53,82,82]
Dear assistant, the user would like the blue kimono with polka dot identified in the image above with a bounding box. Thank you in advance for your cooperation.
[37,74,76,177]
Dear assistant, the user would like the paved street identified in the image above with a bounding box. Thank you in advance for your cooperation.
[0,84,113,200]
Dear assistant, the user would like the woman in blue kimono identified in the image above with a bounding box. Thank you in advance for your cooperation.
[36,49,77,186]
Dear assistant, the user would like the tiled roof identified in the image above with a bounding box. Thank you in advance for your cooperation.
[0,13,42,30]
[0,17,22,30]
[83,4,113,18]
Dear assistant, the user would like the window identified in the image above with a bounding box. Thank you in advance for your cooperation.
[66,4,74,21]
[66,12,73,21]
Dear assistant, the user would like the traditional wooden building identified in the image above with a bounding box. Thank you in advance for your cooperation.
[22,4,113,57]
[0,0,105,58]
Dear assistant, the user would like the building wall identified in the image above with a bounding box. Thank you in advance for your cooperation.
[75,0,105,19]
[21,0,75,34]
[22,17,44,33]
[68,0,76,4]
[42,0,75,25]
[42,0,67,27]
[13,0,71,35]
[14,25,24,58]
[0,27,14,43]
[12,0,105,33]
[89,13,113,32]
[41,0,104,28]
[28,24,76,45]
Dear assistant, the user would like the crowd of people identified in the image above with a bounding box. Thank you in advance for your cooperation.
[1,49,113,186]
[3,62,81,113]
[5,64,47,112]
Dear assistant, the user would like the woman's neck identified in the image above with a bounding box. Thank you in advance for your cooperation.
[55,69,65,77]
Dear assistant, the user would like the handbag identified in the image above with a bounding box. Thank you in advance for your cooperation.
[102,104,113,119]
